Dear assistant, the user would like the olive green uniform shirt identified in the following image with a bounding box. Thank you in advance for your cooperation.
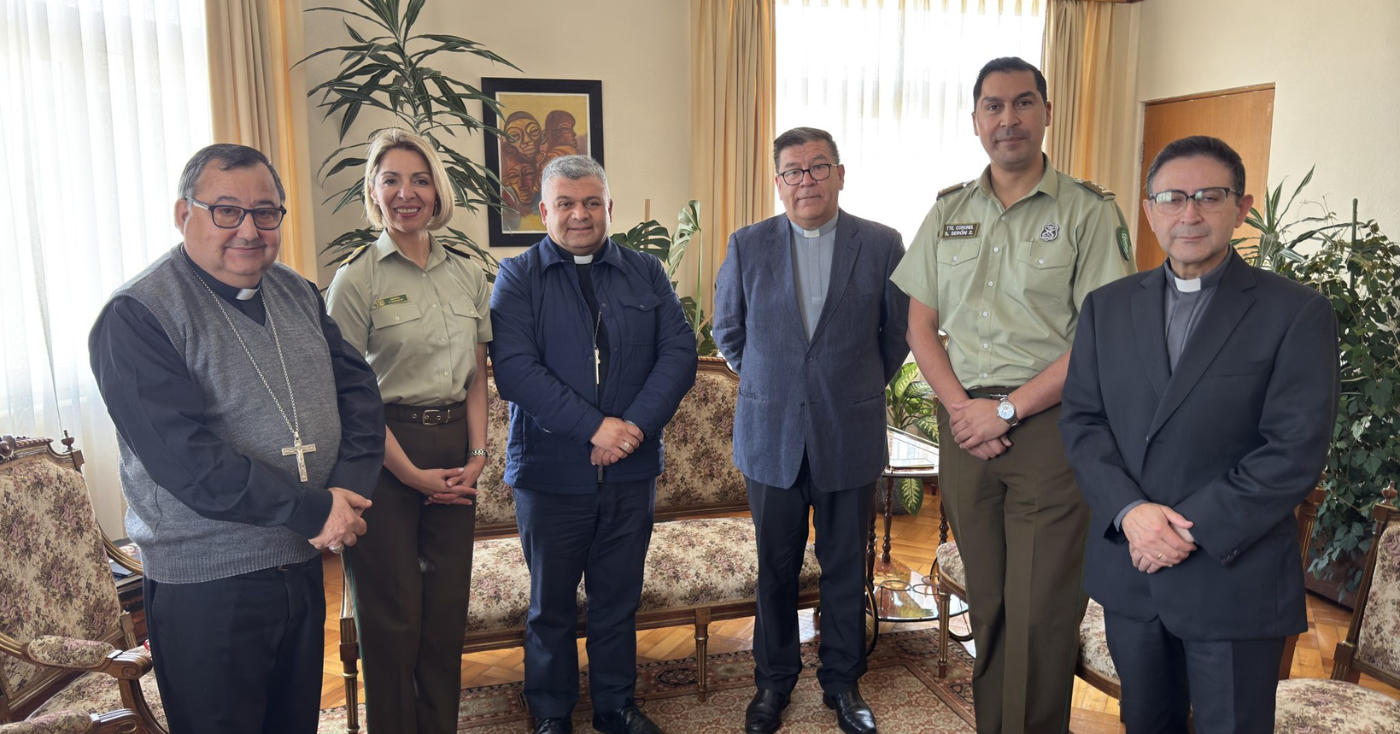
[891,158,1134,389]
[325,230,492,405]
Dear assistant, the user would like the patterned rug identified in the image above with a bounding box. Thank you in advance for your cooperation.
[318,627,976,733]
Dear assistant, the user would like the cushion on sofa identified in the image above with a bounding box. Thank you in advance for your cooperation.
[467,518,821,634]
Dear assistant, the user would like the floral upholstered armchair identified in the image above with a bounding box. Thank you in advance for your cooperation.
[0,436,164,733]
[1275,490,1400,733]
[0,708,143,733]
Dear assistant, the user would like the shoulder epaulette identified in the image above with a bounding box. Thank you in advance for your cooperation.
[338,245,370,268]
[443,244,474,260]
[937,181,970,199]
[1074,178,1116,201]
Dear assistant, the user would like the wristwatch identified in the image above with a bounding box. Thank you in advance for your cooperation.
[996,397,1020,428]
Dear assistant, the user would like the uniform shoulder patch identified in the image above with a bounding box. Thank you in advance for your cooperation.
[338,245,370,268]
[1074,178,1116,201]
[937,181,970,199]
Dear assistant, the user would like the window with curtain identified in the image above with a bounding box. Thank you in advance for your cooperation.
[776,0,1045,243]
[0,0,212,534]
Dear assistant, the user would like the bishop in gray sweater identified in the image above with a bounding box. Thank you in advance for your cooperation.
[89,144,384,734]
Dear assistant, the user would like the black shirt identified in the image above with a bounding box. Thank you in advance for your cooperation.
[88,249,384,538]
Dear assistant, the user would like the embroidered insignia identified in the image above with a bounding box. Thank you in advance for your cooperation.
[943,223,979,238]
[1116,226,1132,262]
[372,294,409,309]
[1039,223,1060,242]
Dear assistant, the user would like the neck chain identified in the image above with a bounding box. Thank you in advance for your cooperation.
[186,260,318,482]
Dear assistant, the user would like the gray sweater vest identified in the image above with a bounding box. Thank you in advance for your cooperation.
[113,247,342,583]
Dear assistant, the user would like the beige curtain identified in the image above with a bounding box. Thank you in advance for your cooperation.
[1042,0,1142,211]
[206,0,318,279]
[689,0,776,309]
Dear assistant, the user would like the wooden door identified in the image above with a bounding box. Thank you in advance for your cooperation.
[1136,85,1275,272]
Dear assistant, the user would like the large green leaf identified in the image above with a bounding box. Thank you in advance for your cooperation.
[898,478,924,516]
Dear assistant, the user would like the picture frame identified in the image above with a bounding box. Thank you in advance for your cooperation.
[481,77,605,248]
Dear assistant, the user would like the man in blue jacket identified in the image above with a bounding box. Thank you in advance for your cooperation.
[490,155,699,734]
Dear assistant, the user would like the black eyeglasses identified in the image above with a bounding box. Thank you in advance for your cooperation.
[1147,187,1240,215]
[189,198,287,230]
[777,164,835,186]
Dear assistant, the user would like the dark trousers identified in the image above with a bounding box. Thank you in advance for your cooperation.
[346,416,475,734]
[514,480,656,719]
[144,556,324,734]
[938,403,1089,734]
[1104,610,1286,734]
[746,455,874,695]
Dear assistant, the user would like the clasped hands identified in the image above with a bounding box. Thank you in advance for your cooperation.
[590,417,644,467]
[310,486,372,553]
[946,398,1014,460]
[417,454,487,506]
[1123,502,1196,574]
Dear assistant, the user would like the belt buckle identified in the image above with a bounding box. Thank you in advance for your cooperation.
[421,409,446,426]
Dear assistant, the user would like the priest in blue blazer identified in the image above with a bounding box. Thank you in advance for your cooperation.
[713,127,909,734]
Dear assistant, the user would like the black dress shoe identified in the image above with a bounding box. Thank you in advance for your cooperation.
[823,687,878,734]
[592,704,664,734]
[744,688,791,734]
[532,717,572,734]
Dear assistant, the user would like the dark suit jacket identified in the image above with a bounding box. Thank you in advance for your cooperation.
[712,211,910,492]
[1060,251,1337,641]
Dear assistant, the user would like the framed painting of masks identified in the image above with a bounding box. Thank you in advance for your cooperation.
[482,77,605,248]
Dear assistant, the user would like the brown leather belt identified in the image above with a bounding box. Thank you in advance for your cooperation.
[383,401,467,426]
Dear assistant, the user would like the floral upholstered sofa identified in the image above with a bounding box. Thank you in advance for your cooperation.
[338,357,821,719]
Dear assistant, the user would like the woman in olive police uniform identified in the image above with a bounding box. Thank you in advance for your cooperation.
[326,128,492,734]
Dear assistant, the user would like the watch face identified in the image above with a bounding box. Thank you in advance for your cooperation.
[997,401,1015,420]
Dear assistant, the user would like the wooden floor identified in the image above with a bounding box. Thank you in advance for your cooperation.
[319,494,1399,732]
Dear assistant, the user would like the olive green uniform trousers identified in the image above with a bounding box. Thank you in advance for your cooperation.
[939,402,1089,734]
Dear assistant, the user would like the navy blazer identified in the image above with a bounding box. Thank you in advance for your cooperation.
[712,211,910,492]
[1060,251,1338,641]
[489,237,698,493]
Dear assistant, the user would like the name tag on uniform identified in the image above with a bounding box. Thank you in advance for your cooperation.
[943,223,979,238]
[372,294,409,309]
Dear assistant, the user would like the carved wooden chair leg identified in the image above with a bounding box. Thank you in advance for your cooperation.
[937,585,951,678]
[340,614,361,734]
[694,608,712,702]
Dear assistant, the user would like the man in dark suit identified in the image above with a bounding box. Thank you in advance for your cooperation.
[713,127,910,734]
[1060,136,1339,734]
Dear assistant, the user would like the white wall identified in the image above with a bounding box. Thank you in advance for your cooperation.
[1136,0,1400,230]
[299,0,692,285]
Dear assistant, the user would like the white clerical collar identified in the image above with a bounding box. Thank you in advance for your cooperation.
[789,213,839,239]
[1173,276,1201,293]
[573,254,594,264]
[236,287,260,301]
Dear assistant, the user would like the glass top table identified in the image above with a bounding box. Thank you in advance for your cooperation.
[865,427,968,632]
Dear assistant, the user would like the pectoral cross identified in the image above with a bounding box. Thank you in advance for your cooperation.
[281,432,317,483]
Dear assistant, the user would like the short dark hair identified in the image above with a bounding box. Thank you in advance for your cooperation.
[177,144,286,203]
[773,127,840,170]
[1145,135,1246,196]
[973,57,1048,105]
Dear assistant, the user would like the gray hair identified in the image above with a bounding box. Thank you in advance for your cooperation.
[177,144,285,203]
[540,154,609,197]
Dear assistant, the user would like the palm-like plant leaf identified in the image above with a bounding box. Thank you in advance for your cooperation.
[301,0,519,269]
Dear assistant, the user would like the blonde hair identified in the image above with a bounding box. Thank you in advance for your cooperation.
[362,128,455,231]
